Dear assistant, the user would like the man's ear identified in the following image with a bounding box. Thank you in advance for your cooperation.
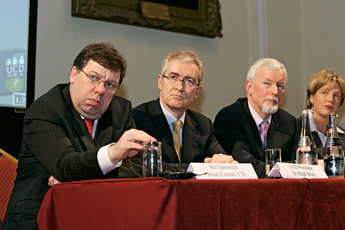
[194,85,203,99]
[69,66,78,84]
[245,80,253,96]
[158,75,163,91]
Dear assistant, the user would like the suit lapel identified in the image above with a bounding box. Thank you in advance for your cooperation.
[312,132,324,158]
[61,86,96,150]
[95,110,114,147]
[266,114,283,151]
[181,112,201,163]
[149,100,180,163]
[242,100,265,160]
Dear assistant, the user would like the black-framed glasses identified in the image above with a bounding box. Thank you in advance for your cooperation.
[79,69,119,91]
[162,75,200,88]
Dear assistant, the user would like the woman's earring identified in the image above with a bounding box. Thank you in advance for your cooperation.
[311,107,314,113]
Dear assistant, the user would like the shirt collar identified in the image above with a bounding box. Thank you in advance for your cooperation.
[308,110,318,132]
[338,127,345,134]
[80,115,100,127]
[248,100,271,127]
[80,115,100,138]
[159,100,186,125]
[309,110,345,134]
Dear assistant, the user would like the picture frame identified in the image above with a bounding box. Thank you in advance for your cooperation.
[72,0,223,38]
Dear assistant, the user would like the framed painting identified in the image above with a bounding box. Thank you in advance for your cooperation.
[72,0,223,38]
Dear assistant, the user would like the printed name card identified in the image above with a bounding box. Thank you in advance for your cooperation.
[187,163,258,179]
[268,162,328,178]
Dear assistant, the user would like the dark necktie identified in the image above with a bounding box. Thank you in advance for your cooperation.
[84,118,95,138]
[260,120,269,149]
[173,120,182,163]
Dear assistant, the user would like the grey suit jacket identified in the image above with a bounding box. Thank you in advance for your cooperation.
[3,84,135,230]
[214,98,299,178]
[130,99,226,172]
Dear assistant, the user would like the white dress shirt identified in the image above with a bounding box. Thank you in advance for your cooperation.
[159,101,186,146]
[248,101,272,134]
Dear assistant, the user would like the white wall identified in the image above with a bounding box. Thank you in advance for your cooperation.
[35,0,345,124]
[300,0,345,125]
[265,0,303,116]
[35,0,258,121]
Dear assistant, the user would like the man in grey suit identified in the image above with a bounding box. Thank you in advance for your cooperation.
[2,43,155,230]
[214,58,299,178]
[132,50,236,172]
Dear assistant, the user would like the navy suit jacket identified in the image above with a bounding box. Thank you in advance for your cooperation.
[132,99,226,171]
[214,98,299,178]
[3,84,135,230]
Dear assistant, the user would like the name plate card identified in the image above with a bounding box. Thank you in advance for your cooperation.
[187,163,258,179]
[268,162,328,179]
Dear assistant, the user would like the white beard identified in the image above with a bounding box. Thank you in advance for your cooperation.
[262,100,278,115]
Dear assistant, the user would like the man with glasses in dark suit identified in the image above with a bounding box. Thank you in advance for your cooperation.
[126,50,236,174]
[3,43,155,230]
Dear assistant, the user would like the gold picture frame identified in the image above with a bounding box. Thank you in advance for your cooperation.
[72,0,223,38]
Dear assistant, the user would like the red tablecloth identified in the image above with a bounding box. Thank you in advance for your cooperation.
[37,178,345,230]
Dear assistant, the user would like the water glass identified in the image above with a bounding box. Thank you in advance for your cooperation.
[142,141,162,177]
[265,149,281,175]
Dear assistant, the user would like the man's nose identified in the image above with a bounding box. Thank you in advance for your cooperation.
[175,79,184,90]
[270,84,279,95]
[94,82,106,95]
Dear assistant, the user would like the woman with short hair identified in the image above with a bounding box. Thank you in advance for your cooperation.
[298,68,345,157]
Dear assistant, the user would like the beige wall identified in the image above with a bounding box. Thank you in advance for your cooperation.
[35,0,345,126]
[265,0,303,115]
[300,0,345,125]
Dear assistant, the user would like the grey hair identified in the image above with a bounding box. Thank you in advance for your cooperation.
[247,58,287,82]
[161,50,205,85]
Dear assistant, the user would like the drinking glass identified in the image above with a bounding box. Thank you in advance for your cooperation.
[265,149,281,175]
[142,141,162,177]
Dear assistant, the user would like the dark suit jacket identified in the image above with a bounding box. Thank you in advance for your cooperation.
[296,116,345,158]
[131,99,226,172]
[3,84,135,230]
[214,98,299,178]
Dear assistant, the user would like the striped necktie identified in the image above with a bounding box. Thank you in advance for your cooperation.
[84,118,95,138]
[259,120,269,149]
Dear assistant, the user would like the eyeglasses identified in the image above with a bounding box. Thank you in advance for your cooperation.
[79,69,119,91]
[162,75,200,88]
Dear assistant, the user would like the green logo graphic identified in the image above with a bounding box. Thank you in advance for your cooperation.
[5,77,24,92]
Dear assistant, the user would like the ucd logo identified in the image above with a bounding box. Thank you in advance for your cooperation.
[5,53,25,92]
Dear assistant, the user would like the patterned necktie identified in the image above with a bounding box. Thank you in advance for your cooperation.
[259,120,269,149]
[84,118,95,138]
[173,120,182,163]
